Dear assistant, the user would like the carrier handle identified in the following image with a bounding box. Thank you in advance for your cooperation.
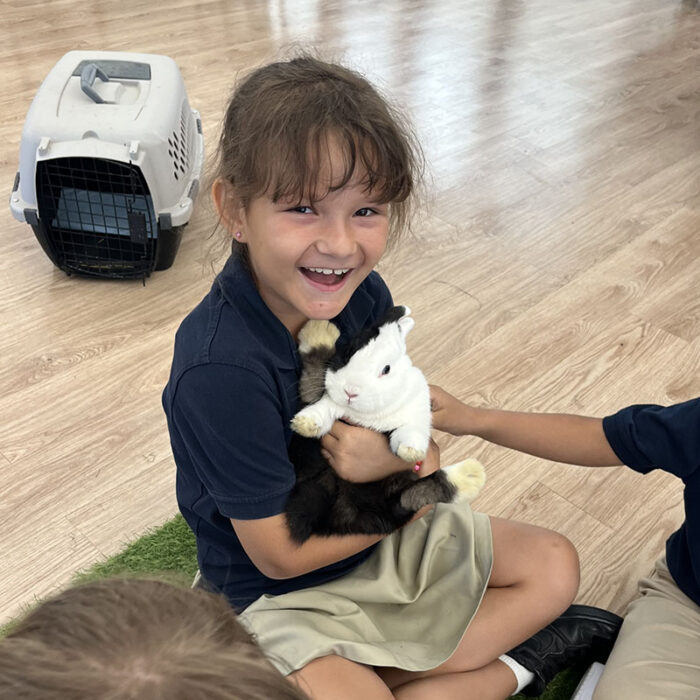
[80,63,110,104]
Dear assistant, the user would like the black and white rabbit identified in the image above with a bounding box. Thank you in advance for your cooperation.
[285,305,484,543]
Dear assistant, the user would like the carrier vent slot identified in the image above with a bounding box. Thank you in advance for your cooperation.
[167,101,192,181]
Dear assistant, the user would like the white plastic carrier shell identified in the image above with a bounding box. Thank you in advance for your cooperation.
[10,50,204,278]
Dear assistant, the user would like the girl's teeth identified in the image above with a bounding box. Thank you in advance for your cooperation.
[307,267,349,275]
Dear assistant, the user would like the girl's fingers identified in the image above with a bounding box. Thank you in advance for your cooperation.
[326,420,351,441]
[320,431,339,450]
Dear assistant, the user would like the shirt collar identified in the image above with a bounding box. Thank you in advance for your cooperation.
[215,255,377,371]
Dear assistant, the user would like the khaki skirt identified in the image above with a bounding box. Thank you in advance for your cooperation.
[238,503,493,676]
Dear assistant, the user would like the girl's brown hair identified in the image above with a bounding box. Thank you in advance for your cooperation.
[0,578,308,700]
[212,53,423,254]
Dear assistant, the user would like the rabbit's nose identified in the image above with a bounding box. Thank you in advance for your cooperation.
[344,388,359,400]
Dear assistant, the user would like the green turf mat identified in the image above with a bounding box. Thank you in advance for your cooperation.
[73,513,197,587]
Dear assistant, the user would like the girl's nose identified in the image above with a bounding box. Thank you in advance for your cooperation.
[316,218,357,257]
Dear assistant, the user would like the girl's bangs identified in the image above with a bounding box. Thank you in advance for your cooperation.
[259,127,411,206]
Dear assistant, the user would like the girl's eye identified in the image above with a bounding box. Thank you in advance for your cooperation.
[380,365,391,376]
[288,205,313,214]
[355,207,376,217]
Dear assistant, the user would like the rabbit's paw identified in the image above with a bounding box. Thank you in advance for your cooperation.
[443,458,486,502]
[297,320,340,353]
[290,412,322,438]
[390,427,428,463]
[396,444,427,463]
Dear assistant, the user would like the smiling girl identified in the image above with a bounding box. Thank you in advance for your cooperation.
[162,55,619,700]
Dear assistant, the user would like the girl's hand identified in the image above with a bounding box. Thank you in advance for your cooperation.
[320,422,440,482]
[429,384,475,436]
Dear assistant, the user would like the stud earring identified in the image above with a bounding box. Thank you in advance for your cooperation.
[234,231,242,240]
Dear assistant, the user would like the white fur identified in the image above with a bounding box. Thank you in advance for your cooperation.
[291,307,432,462]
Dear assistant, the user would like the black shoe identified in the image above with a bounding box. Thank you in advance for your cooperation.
[506,604,623,697]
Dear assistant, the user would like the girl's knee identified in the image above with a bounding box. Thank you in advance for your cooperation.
[491,518,580,612]
[537,530,580,609]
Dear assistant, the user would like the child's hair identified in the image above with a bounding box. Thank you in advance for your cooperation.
[212,52,423,257]
[0,578,308,700]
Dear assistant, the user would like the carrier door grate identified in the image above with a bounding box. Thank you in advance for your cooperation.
[35,157,157,279]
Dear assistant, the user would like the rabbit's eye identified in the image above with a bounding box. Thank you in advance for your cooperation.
[381,365,391,376]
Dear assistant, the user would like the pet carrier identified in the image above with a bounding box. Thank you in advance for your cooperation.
[10,50,203,279]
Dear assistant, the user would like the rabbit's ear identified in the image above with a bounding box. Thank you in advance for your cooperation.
[397,314,414,337]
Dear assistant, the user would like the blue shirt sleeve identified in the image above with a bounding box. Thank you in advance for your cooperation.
[170,362,296,519]
[602,398,700,480]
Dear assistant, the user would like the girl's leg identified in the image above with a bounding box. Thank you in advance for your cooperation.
[290,655,395,700]
[392,660,518,700]
[378,517,580,697]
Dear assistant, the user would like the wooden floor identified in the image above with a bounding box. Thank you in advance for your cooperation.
[1,0,699,625]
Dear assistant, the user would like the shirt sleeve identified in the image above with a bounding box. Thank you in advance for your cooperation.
[169,362,296,519]
[602,398,700,480]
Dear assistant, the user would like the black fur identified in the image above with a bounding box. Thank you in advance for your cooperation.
[298,345,334,405]
[285,307,456,543]
[328,305,407,372]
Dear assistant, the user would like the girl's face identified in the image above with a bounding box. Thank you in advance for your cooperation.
[224,168,389,338]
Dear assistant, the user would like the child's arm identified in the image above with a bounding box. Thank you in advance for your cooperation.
[429,385,622,467]
[232,515,385,579]
[231,439,439,579]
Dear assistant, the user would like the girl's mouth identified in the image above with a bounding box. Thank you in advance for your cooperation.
[300,266,351,290]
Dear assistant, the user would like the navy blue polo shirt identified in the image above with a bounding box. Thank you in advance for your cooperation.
[603,398,700,606]
[162,255,393,609]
